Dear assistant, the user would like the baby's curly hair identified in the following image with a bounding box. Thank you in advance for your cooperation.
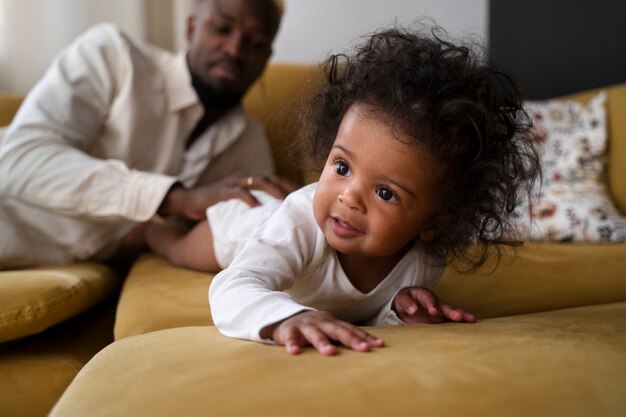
[298,26,540,271]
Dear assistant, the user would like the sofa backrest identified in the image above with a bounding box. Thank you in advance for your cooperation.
[246,70,626,214]
[244,63,322,185]
[560,83,626,214]
[2,70,623,215]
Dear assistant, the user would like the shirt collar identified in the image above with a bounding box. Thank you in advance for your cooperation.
[165,51,199,113]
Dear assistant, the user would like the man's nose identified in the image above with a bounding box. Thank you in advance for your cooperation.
[223,32,243,58]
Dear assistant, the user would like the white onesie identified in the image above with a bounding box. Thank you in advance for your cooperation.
[208,183,444,343]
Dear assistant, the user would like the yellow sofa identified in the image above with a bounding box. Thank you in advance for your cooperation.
[1,66,625,417]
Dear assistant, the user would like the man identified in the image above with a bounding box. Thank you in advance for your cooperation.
[0,0,295,269]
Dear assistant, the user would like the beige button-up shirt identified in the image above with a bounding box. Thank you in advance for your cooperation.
[0,24,274,268]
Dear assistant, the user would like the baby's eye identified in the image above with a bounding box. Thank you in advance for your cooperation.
[376,186,398,202]
[334,161,351,177]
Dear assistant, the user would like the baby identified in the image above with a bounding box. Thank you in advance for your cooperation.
[147,27,540,355]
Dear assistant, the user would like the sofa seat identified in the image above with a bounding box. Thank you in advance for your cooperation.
[0,263,121,417]
[2,68,626,417]
[114,241,626,340]
[51,301,626,417]
[114,254,213,340]
[438,242,626,318]
[0,299,116,417]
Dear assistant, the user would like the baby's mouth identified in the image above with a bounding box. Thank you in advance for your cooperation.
[330,216,362,238]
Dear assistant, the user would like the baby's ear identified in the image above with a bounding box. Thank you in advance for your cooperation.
[418,226,437,242]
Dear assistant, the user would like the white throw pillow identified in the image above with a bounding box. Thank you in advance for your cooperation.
[513,91,626,242]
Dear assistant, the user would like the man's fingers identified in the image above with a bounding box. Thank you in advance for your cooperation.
[247,175,298,199]
[236,188,261,208]
[273,176,300,194]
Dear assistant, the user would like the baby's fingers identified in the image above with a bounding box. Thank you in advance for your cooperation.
[394,289,420,317]
[408,287,441,315]
[439,302,476,323]
[299,325,337,356]
[323,322,384,352]
[276,326,305,355]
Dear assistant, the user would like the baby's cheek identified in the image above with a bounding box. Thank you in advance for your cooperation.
[311,192,328,232]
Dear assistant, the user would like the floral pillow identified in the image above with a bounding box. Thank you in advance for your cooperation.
[513,91,626,242]
[526,91,607,183]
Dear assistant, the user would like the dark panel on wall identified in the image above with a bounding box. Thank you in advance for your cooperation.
[489,1,626,99]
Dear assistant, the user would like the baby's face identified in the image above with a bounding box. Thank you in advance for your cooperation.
[313,104,439,259]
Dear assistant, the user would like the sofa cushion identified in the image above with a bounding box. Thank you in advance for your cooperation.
[51,302,626,417]
[115,243,626,340]
[437,243,626,319]
[243,63,323,185]
[514,91,626,242]
[0,298,116,417]
[515,180,626,242]
[559,83,626,215]
[526,91,607,183]
[605,83,626,214]
[0,263,119,343]
[0,91,23,127]
[114,254,214,340]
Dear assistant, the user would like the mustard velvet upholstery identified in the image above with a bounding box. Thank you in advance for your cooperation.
[114,64,323,340]
[114,242,626,340]
[0,91,23,127]
[51,302,626,417]
[0,299,116,417]
[0,263,120,343]
[114,255,214,340]
[560,83,626,214]
[243,63,323,184]
[437,243,626,318]
[2,73,626,417]
[1,92,120,416]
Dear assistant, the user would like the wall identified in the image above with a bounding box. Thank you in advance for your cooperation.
[490,0,626,99]
[0,0,488,94]
[0,0,147,94]
[273,0,488,63]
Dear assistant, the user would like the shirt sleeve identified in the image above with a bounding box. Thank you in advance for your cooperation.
[0,24,176,221]
[366,256,446,326]
[209,190,319,343]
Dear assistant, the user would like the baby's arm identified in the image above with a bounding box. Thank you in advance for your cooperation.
[146,219,220,272]
[393,287,476,324]
[260,311,384,356]
[210,184,385,355]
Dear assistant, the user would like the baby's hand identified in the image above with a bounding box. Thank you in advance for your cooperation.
[393,287,476,324]
[261,311,385,356]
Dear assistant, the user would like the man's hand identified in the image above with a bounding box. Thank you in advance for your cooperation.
[393,287,476,324]
[159,173,299,221]
[261,311,385,356]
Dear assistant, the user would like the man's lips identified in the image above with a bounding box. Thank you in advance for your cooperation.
[210,60,241,81]
[329,216,362,238]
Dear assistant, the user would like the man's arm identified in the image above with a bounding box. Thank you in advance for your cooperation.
[0,24,177,222]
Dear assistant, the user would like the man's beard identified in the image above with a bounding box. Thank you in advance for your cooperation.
[191,73,243,109]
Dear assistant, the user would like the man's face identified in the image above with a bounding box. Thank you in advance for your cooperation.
[186,0,278,105]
